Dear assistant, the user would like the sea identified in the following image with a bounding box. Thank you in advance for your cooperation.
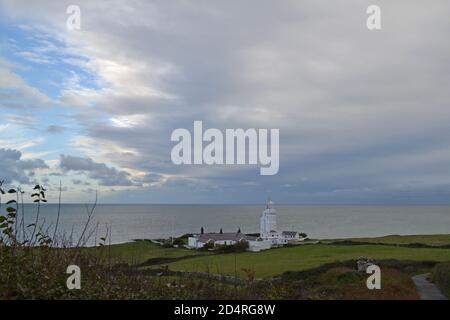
[12,204,450,245]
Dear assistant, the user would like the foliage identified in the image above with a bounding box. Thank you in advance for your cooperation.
[432,262,450,298]
[214,240,249,253]
[198,241,214,251]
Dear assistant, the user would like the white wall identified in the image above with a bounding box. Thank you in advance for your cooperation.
[248,240,272,252]
[188,237,200,248]
[215,240,237,246]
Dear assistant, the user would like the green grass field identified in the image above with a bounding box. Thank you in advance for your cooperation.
[331,234,450,246]
[166,244,450,278]
[92,235,450,280]
[89,240,209,265]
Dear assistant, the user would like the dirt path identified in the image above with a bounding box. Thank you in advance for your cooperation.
[412,273,448,300]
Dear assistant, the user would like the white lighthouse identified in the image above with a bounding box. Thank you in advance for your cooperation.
[260,200,277,239]
[258,200,305,246]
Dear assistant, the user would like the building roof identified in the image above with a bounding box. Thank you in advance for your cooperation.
[281,231,298,237]
[197,232,257,243]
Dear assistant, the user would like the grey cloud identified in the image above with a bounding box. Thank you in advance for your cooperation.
[72,179,91,186]
[46,125,65,134]
[49,172,62,176]
[0,148,48,184]
[139,173,164,184]
[3,1,450,203]
[59,154,138,186]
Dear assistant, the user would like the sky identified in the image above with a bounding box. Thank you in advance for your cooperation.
[1,0,450,204]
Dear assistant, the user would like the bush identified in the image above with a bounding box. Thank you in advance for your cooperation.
[318,267,362,286]
[215,241,249,253]
[432,262,450,298]
[198,241,214,251]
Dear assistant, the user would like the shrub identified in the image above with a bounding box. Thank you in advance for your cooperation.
[215,240,249,253]
[432,262,450,298]
[318,267,362,286]
[198,241,214,251]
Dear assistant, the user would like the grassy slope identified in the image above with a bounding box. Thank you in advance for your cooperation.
[299,266,420,300]
[89,240,208,265]
[167,244,450,278]
[332,234,450,246]
[432,262,450,298]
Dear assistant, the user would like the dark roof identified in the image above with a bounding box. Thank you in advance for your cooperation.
[281,231,298,236]
[198,232,257,243]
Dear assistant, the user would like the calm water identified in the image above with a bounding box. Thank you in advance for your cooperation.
[16,204,450,245]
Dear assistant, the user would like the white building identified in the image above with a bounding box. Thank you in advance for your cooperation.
[259,201,305,245]
[187,200,306,252]
[188,232,256,249]
[260,200,277,240]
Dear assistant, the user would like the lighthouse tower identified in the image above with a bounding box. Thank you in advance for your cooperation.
[260,200,277,239]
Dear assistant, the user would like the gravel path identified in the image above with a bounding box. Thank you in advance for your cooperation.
[412,273,448,300]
